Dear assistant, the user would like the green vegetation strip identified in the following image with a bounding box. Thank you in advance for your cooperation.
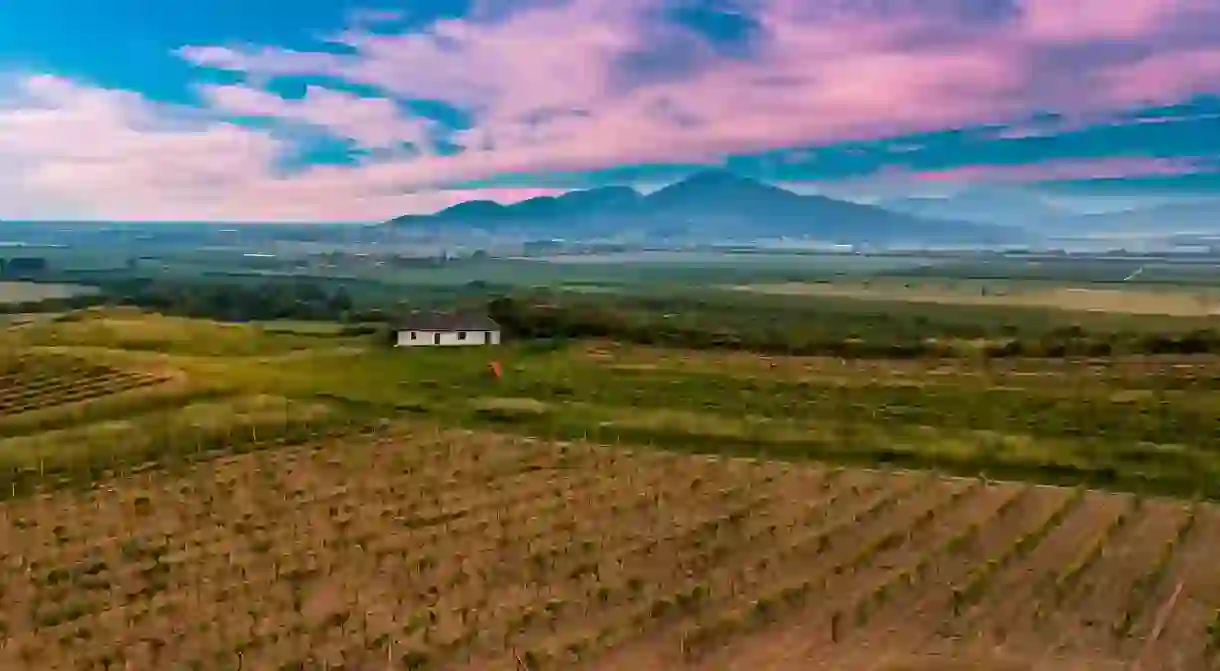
[7,308,1220,504]
[0,395,367,500]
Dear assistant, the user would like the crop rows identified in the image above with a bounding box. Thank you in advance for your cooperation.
[948,485,1087,616]
[0,427,1217,670]
[0,354,168,415]
[1115,502,1200,640]
[1045,494,1139,607]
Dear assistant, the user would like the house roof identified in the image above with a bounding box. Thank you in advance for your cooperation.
[395,312,500,332]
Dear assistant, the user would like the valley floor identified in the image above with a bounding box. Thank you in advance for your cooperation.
[0,424,1216,670]
[3,309,1220,669]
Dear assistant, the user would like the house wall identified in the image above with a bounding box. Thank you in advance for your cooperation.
[395,330,501,347]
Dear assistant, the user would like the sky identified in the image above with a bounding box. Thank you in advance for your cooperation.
[1,0,1220,222]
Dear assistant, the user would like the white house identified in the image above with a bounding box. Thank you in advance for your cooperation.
[393,313,502,347]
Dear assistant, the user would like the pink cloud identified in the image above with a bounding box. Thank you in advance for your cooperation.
[0,76,563,221]
[174,0,1220,184]
[172,5,1035,188]
[1098,48,1220,105]
[176,46,341,78]
[4,0,1220,220]
[987,106,1220,141]
[199,84,432,150]
[903,157,1205,184]
[1017,0,1195,42]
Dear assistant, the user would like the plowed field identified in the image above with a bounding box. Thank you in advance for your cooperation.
[0,427,1216,670]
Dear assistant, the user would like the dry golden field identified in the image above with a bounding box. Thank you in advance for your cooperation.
[735,281,1220,317]
[0,352,174,419]
[0,425,1217,670]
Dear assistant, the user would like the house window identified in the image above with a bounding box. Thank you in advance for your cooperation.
[458,331,467,341]
[410,331,417,340]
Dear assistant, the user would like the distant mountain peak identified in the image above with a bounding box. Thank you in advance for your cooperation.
[580,184,639,195]
[383,171,1029,245]
[682,168,751,183]
[560,184,641,202]
[647,170,793,206]
[436,199,508,217]
[669,169,770,190]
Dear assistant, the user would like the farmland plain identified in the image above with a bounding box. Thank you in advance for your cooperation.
[2,291,1220,669]
[0,282,96,305]
[735,279,1220,317]
[1,424,1217,670]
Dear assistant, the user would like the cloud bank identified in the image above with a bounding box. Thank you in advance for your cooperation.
[2,0,1220,220]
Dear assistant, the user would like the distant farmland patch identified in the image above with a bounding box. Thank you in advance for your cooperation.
[0,281,97,305]
[735,281,1220,317]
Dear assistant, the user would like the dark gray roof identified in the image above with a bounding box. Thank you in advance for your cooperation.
[395,312,500,331]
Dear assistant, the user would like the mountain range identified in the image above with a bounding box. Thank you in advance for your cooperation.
[1072,201,1220,234]
[875,187,1072,231]
[383,171,1029,246]
[877,187,1220,236]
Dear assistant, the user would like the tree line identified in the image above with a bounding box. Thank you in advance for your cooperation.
[10,275,1220,359]
[487,295,1220,358]
[2,277,377,323]
[0,257,49,277]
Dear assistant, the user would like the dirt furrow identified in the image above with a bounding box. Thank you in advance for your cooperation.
[797,481,1032,671]
[1130,501,1220,671]
[1053,498,1186,657]
[571,473,946,671]
[962,490,1127,659]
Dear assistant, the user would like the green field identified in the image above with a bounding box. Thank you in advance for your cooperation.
[5,275,1220,669]
[3,307,1219,502]
[4,247,1220,501]
[0,281,96,305]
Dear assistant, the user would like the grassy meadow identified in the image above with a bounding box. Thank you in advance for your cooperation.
[3,304,1220,668]
[8,242,1220,671]
[3,306,1220,501]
